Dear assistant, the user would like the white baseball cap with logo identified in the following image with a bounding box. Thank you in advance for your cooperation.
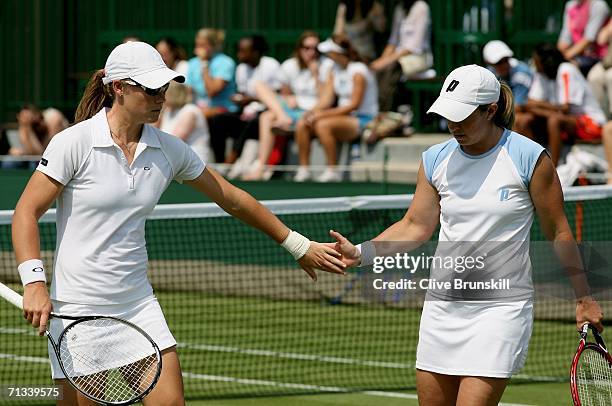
[102,41,185,88]
[483,40,514,65]
[427,64,500,122]
[317,38,345,54]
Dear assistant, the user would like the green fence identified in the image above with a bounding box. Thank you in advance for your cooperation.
[3,0,612,124]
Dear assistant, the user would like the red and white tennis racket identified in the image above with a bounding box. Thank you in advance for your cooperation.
[570,323,612,406]
[0,282,162,405]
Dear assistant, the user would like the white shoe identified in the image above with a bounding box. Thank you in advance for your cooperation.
[294,167,311,182]
[316,168,342,182]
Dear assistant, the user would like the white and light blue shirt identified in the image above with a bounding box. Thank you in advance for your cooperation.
[422,129,546,299]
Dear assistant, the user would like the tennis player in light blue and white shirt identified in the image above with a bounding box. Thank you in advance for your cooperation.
[329,64,603,405]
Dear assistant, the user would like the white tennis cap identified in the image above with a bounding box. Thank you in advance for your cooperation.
[102,41,185,88]
[317,38,345,54]
[483,40,513,64]
[427,64,500,122]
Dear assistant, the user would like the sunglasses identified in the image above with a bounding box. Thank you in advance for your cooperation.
[122,79,170,96]
[301,45,318,51]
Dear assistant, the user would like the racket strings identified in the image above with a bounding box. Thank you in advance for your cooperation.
[57,317,159,402]
[577,349,612,406]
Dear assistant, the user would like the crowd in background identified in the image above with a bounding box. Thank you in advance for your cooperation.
[5,0,612,185]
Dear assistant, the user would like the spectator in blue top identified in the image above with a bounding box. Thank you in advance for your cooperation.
[483,40,533,109]
[185,28,237,119]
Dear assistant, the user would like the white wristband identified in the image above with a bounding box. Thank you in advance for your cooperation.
[281,230,311,260]
[18,259,46,286]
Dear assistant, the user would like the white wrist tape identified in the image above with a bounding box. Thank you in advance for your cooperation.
[356,241,376,267]
[18,259,46,286]
[281,230,311,260]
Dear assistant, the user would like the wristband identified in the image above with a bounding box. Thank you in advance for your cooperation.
[281,230,311,260]
[356,241,376,267]
[18,259,46,286]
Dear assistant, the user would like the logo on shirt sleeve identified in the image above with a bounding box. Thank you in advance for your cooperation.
[499,188,510,201]
[40,158,48,166]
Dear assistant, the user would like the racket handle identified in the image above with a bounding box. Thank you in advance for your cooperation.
[0,282,24,310]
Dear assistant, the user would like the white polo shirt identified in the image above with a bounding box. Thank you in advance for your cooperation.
[37,108,205,304]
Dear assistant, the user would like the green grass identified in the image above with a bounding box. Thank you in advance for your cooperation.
[0,286,580,405]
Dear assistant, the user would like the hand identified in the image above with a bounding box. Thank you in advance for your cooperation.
[23,281,53,337]
[194,46,209,61]
[307,60,319,75]
[576,296,604,332]
[328,230,361,268]
[17,109,36,127]
[304,111,322,127]
[297,241,347,281]
[283,95,298,109]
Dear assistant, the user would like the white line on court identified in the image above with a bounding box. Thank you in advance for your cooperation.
[182,372,534,406]
[0,328,560,384]
[0,353,49,364]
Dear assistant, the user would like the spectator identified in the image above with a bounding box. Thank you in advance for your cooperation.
[333,0,386,62]
[207,34,281,166]
[160,82,210,162]
[243,31,332,181]
[156,37,189,77]
[185,28,237,119]
[370,0,432,112]
[483,40,533,108]
[557,0,610,76]
[9,105,68,157]
[294,35,379,182]
[521,44,605,166]
[587,18,612,118]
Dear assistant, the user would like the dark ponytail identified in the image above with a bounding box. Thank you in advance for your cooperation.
[74,69,114,123]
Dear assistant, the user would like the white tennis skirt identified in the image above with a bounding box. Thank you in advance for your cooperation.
[416,299,533,378]
[48,295,176,379]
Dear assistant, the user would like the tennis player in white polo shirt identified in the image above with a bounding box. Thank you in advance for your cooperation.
[12,41,346,406]
[328,65,603,405]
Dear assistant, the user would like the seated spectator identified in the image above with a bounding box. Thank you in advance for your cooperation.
[207,34,281,166]
[587,18,612,118]
[557,0,610,76]
[294,35,379,182]
[370,0,432,112]
[483,40,533,110]
[243,31,332,181]
[519,44,605,166]
[185,28,237,119]
[333,0,386,62]
[159,82,210,162]
[9,105,68,157]
[156,37,189,77]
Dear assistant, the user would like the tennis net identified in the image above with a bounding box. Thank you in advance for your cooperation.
[1,186,612,402]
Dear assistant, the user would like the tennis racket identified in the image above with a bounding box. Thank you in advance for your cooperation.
[570,323,612,406]
[0,282,162,405]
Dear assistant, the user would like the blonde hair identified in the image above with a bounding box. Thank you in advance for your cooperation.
[164,82,193,109]
[196,28,225,52]
[74,69,114,123]
[478,82,515,129]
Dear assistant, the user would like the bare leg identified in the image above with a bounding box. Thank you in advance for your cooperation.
[142,347,185,406]
[55,379,98,406]
[243,110,275,180]
[312,116,360,166]
[254,82,292,127]
[513,111,535,139]
[456,376,509,406]
[547,113,577,166]
[602,121,612,184]
[295,118,313,166]
[415,369,460,406]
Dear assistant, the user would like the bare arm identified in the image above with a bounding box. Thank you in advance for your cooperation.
[185,167,346,279]
[331,164,440,267]
[12,172,64,335]
[202,67,228,98]
[309,72,336,112]
[529,153,604,331]
[314,73,366,119]
[563,38,593,61]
